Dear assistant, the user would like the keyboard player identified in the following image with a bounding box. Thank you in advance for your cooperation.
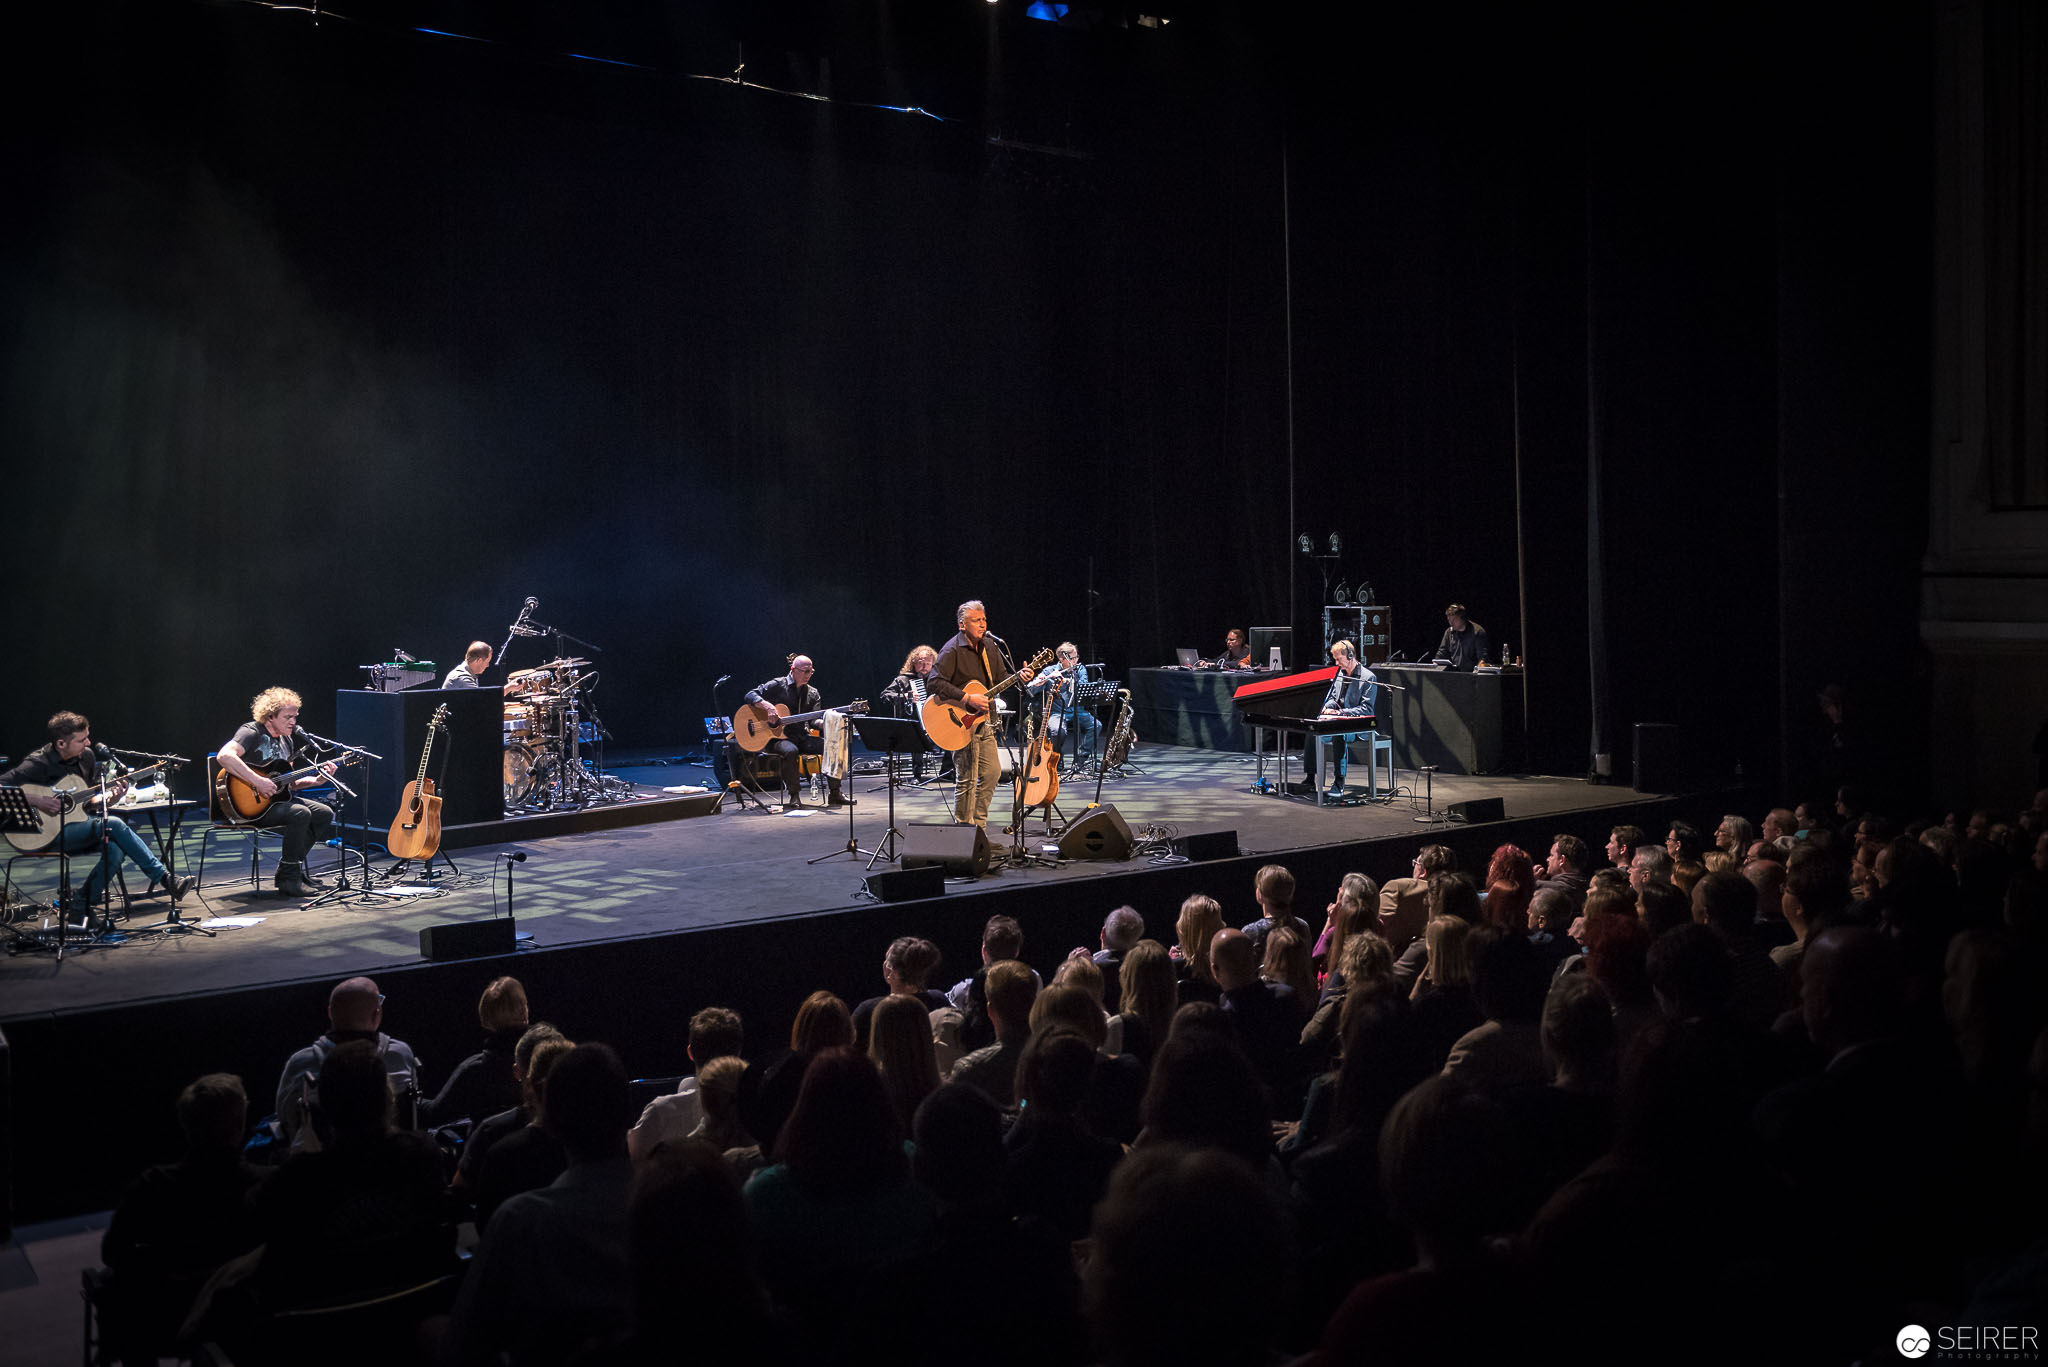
[1304,639,1377,798]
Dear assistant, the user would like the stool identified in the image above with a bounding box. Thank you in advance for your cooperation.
[1358,732,1394,799]
[5,844,129,916]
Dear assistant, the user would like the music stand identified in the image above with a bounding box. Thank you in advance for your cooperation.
[847,716,924,869]
[0,786,91,959]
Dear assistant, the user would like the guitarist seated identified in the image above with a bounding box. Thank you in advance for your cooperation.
[743,655,850,808]
[1,710,195,911]
[218,687,339,897]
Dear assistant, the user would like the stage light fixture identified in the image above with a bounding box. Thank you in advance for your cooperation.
[1298,534,1314,555]
[1329,533,1342,555]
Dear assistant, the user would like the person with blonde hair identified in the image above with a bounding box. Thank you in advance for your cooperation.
[1263,925,1316,1004]
[1111,939,1177,1069]
[217,687,341,897]
[1314,873,1381,999]
[1173,894,1226,1005]
[881,644,947,781]
[421,976,531,1127]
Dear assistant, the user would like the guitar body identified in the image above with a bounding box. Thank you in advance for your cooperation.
[386,703,450,860]
[387,778,443,860]
[1022,740,1060,808]
[730,703,794,753]
[7,762,172,852]
[921,684,989,752]
[730,699,871,753]
[214,755,355,825]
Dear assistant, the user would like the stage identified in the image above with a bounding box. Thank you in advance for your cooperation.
[0,742,1713,1226]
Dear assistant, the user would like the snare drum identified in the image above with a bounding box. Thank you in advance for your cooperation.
[503,703,535,741]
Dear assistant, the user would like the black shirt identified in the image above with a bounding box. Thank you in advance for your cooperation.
[930,631,1002,703]
[0,741,103,788]
[1436,621,1490,671]
[228,722,305,772]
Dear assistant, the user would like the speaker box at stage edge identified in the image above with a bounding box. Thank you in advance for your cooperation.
[902,823,991,877]
[864,865,947,903]
[1171,829,1240,861]
[419,917,518,961]
[1447,797,1507,824]
[1059,805,1135,861]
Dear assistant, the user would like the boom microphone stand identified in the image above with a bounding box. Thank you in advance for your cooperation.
[294,732,394,908]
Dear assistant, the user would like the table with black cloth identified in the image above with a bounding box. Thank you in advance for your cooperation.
[1374,664,1525,776]
[1129,667,1261,752]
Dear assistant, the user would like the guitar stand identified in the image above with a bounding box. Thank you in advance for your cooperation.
[388,846,460,883]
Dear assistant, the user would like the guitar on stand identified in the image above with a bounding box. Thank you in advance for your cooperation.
[387,704,455,881]
[1020,676,1063,816]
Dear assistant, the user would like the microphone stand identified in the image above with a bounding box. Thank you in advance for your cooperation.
[294,733,395,909]
[118,749,211,939]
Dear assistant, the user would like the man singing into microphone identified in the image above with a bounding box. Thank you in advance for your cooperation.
[928,601,1035,835]
[217,688,339,898]
[1,711,195,913]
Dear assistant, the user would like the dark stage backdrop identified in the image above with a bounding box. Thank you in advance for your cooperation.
[0,0,1931,794]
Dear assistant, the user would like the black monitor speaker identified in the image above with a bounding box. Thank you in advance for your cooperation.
[1059,805,1135,861]
[864,865,947,902]
[902,823,991,876]
[1446,797,1506,824]
[419,917,518,961]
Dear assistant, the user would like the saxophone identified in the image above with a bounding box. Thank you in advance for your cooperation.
[1104,687,1138,767]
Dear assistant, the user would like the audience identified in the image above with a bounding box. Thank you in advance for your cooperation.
[1211,927,1306,1107]
[1241,863,1307,954]
[743,990,854,1152]
[627,1005,744,1162]
[851,936,946,1046]
[943,914,1031,1056]
[444,1043,636,1367]
[869,991,943,1138]
[1379,845,1453,953]
[274,975,420,1152]
[1482,843,1537,930]
[1108,937,1176,1070]
[455,1022,565,1193]
[1535,832,1590,905]
[470,1034,576,1233]
[420,975,529,1129]
[1087,904,1146,1009]
[949,959,1038,1104]
[1172,893,1227,1005]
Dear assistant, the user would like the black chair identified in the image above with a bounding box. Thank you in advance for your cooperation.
[197,754,283,892]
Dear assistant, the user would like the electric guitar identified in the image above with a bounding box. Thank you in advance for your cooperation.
[5,761,174,852]
[921,648,1055,752]
[214,752,361,825]
[387,704,450,862]
[730,699,871,753]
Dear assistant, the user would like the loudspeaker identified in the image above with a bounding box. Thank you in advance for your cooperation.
[864,865,946,903]
[1447,797,1506,824]
[419,917,518,961]
[902,823,991,876]
[1632,722,1698,793]
[1059,805,1135,861]
[1172,829,1240,861]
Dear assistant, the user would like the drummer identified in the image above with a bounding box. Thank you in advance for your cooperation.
[443,642,493,689]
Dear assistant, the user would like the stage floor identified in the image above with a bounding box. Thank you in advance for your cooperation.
[0,744,1660,1023]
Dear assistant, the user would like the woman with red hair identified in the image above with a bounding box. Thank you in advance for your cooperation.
[1483,843,1537,932]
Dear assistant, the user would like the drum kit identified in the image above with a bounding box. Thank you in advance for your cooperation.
[501,657,629,810]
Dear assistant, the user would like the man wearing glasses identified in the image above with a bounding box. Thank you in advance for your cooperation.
[274,976,422,1150]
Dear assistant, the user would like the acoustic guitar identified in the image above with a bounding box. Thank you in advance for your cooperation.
[921,648,1055,752]
[5,760,175,853]
[729,699,870,753]
[387,704,451,862]
[1021,684,1061,809]
[215,752,361,825]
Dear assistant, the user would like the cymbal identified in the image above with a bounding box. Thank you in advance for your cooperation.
[540,657,591,670]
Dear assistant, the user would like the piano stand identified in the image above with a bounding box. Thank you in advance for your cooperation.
[1249,722,1389,806]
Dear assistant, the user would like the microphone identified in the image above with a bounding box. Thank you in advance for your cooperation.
[95,743,130,775]
[504,851,528,863]
[524,597,538,612]
[716,674,732,684]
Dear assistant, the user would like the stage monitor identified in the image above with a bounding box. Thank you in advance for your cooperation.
[1248,626,1292,671]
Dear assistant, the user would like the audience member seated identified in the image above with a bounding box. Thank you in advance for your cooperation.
[1288,983,1434,1324]
[941,915,1030,1057]
[855,1084,1086,1367]
[744,1049,938,1347]
[442,1042,637,1367]
[1031,982,1144,1143]
[1392,867,1478,988]
[688,1055,765,1183]
[1083,1146,1293,1367]
[852,936,946,1046]
[1713,812,1756,859]
[1211,927,1306,1108]
[1604,823,1646,871]
[420,975,529,1130]
[1242,863,1308,955]
[627,1005,744,1162]
[1299,928,1394,1075]
[274,976,420,1153]
[1086,904,1146,1009]
[1442,926,1550,1094]
[948,959,1038,1105]
[1262,923,1316,1004]
[1482,843,1537,930]
[573,1139,791,1367]
[454,1022,564,1196]
[1004,1028,1124,1242]
[1574,912,1658,1053]
[743,990,854,1153]
[1317,1077,1536,1365]
[1497,973,1617,1200]
[1742,854,1793,948]
[252,1040,455,1316]
[1774,846,1848,985]
[869,992,943,1138]
[1534,833,1590,907]
[1133,1023,1273,1171]
[1380,845,1454,954]
[1628,844,1674,891]
[1636,879,1692,938]
[1107,937,1176,1072]
[1172,894,1226,1005]
[1408,911,1484,1070]
[1311,872,1379,993]
[471,1034,575,1234]
[1525,887,1578,975]
[1693,867,1790,1030]
[100,1073,266,1362]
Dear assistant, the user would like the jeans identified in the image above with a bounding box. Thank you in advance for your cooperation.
[1303,734,1362,788]
[953,725,1001,829]
[59,817,168,900]
[1046,707,1101,759]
